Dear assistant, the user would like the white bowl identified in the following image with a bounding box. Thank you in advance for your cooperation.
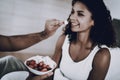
[24,55,56,75]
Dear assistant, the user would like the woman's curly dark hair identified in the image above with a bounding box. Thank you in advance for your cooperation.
[64,0,117,47]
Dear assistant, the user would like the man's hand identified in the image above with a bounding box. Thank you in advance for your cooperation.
[27,72,53,80]
[44,19,64,36]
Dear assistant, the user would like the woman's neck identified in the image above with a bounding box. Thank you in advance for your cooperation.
[75,32,93,49]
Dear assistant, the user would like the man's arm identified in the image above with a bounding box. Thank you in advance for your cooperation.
[0,19,64,52]
[0,31,49,51]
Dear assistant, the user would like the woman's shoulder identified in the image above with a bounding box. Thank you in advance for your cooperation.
[95,48,110,58]
[57,34,66,44]
[56,34,66,48]
[94,45,110,56]
[93,46,111,69]
[58,34,66,41]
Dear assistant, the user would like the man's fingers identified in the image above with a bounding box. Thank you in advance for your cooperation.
[45,19,65,34]
[39,72,53,80]
[54,20,64,26]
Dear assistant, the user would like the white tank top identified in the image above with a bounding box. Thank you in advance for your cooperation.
[54,36,120,80]
[59,36,105,80]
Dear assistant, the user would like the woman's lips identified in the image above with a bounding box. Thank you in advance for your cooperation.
[71,23,80,26]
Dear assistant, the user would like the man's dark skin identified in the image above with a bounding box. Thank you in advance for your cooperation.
[0,19,64,80]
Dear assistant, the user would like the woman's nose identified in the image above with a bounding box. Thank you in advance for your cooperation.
[70,13,77,21]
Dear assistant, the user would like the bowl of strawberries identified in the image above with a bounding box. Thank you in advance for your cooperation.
[24,55,56,75]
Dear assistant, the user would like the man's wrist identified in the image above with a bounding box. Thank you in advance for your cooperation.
[39,30,50,39]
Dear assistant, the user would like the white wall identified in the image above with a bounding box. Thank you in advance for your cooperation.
[0,0,72,55]
[104,0,120,19]
[0,0,120,56]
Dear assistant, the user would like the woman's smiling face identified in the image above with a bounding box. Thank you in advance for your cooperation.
[70,2,94,33]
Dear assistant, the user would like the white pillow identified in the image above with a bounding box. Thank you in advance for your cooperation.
[1,71,29,80]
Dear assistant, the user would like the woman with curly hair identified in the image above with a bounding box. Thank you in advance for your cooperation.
[52,0,117,80]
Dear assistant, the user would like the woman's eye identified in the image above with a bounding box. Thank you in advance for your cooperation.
[71,10,74,14]
[78,13,84,16]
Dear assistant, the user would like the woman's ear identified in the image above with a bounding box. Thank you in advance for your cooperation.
[91,20,94,26]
